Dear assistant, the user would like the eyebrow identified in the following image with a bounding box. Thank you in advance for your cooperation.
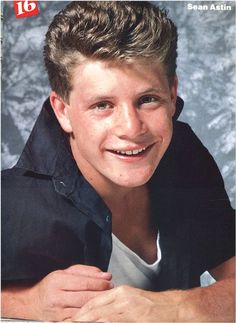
[86,87,165,105]
[139,87,164,95]
[87,95,115,104]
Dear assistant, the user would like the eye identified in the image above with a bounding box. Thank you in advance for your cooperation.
[138,95,159,106]
[95,102,113,111]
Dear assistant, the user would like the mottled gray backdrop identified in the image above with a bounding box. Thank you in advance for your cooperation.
[1,0,235,285]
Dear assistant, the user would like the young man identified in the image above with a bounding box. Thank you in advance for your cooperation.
[2,2,235,322]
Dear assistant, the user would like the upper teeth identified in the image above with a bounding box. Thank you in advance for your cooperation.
[115,147,146,155]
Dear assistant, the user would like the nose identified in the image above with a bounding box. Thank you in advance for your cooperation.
[113,104,146,139]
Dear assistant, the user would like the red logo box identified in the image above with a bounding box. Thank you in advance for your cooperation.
[14,0,39,18]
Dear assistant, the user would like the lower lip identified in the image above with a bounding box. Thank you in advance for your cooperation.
[107,144,154,161]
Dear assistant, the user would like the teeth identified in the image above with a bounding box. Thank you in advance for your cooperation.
[115,147,146,156]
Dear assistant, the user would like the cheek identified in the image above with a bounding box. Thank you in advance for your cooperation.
[72,118,107,148]
[150,114,173,139]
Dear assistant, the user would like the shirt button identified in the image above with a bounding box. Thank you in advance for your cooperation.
[106,215,110,222]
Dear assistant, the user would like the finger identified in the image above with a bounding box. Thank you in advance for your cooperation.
[59,307,88,322]
[57,290,108,308]
[75,299,131,322]
[61,275,114,292]
[43,307,86,322]
[72,308,101,322]
[63,307,90,322]
[64,264,112,280]
[80,288,115,311]
[76,289,115,319]
[64,264,101,274]
[75,308,116,322]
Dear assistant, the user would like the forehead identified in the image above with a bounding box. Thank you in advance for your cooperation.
[69,58,169,95]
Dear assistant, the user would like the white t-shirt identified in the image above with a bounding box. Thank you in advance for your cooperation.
[108,232,162,290]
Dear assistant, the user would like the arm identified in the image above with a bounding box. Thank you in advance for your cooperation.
[178,256,235,321]
[74,257,235,322]
[1,264,113,322]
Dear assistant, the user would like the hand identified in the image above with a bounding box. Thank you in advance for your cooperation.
[73,271,235,322]
[1,264,113,321]
[73,285,180,322]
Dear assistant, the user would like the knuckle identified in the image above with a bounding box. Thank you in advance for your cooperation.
[47,293,60,309]
[45,270,64,288]
[86,301,95,311]
[50,269,63,278]
[45,271,56,282]
[117,285,130,294]
[70,264,100,272]
[89,265,101,272]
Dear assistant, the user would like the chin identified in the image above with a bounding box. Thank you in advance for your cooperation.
[113,173,154,188]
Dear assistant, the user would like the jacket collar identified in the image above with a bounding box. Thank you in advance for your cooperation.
[16,98,79,195]
[16,98,75,175]
[174,96,184,121]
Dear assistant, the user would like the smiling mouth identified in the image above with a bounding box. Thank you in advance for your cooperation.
[108,145,153,157]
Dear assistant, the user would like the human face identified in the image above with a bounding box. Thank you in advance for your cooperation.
[54,60,177,192]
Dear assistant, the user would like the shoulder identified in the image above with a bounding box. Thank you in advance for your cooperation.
[173,121,214,160]
[170,121,224,188]
[171,121,234,226]
[1,166,76,228]
[153,121,233,219]
[2,166,51,185]
[2,166,55,203]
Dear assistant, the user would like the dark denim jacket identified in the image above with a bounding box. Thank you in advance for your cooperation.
[2,98,235,291]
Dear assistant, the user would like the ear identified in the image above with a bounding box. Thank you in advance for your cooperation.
[170,75,178,117]
[50,92,72,133]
